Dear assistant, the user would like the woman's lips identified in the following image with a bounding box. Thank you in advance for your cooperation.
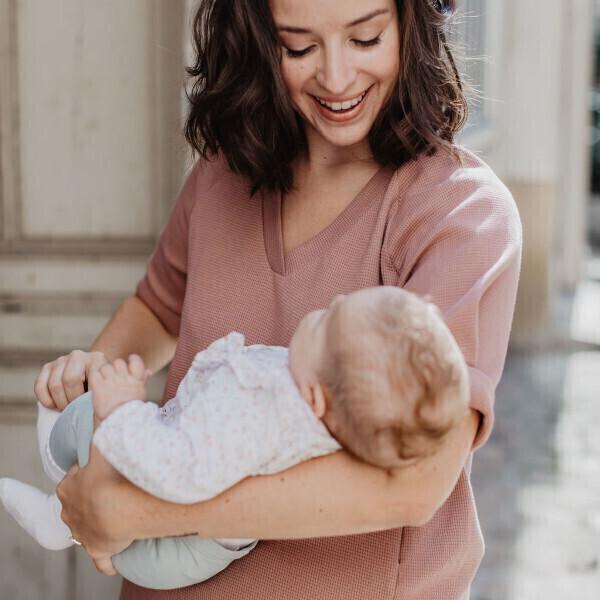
[311,86,372,123]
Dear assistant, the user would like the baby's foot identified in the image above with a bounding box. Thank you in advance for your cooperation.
[0,479,72,550]
[89,355,149,421]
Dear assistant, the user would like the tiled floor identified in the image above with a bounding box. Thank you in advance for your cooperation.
[471,272,600,599]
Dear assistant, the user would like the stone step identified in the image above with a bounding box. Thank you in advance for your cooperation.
[0,257,147,296]
[0,294,122,317]
[0,312,114,352]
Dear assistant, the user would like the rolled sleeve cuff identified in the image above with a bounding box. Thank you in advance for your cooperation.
[468,366,496,451]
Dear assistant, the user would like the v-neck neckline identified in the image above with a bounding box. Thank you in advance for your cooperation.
[262,165,395,276]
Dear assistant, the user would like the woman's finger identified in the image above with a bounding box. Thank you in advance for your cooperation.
[57,465,80,528]
[34,362,56,409]
[93,556,117,576]
[61,350,88,402]
[47,357,70,411]
[57,465,79,497]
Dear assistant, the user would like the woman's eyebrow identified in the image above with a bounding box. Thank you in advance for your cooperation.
[277,8,389,34]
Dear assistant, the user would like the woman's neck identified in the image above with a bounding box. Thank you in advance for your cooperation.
[286,153,383,215]
[301,128,375,173]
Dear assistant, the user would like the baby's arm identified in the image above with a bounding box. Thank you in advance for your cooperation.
[91,362,285,505]
[88,355,151,422]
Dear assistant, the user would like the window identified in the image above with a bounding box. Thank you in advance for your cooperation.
[452,0,495,144]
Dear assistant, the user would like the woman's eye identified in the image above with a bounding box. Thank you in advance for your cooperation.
[284,35,382,59]
[284,46,314,59]
[353,35,382,48]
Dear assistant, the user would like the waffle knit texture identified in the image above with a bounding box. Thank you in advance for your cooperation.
[121,146,522,600]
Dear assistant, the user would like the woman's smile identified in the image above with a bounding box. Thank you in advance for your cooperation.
[310,85,373,123]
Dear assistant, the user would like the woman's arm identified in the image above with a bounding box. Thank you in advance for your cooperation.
[90,295,177,371]
[133,409,480,536]
[57,408,479,572]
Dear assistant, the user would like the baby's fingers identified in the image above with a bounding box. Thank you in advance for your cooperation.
[127,354,146,379]
[99,363,115,379]
[88,369,103,390]
[112,359,128,376]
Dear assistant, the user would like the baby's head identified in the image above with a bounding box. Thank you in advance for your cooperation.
[288,286,469,469]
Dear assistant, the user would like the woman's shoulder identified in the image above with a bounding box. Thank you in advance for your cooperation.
[383,145,522,262]
[175,151,252,216]
[387,145,520,233]
[186,151,238,191]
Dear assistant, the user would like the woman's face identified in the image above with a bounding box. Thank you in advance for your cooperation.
[270,0,400,155]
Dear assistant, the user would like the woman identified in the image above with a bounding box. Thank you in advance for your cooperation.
[35,0,522,598]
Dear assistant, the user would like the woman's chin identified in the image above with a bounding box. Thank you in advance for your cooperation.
[311,121,373,150]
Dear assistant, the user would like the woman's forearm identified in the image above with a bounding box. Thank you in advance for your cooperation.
[100,409,479,541]
[111,450,402,540]
[90,295,177,373]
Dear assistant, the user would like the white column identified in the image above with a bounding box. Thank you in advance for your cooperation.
[556,1,595,290]
[489,0,593,345]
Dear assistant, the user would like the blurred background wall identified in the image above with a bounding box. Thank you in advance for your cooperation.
[0,0,598,598]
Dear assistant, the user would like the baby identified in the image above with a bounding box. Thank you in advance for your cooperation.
[0,286,469,590]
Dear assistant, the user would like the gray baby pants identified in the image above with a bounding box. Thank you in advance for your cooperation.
[49,392,257,590]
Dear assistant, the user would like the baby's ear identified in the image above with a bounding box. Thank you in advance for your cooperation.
[310,384,328,419]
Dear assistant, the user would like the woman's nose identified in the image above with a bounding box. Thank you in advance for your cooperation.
[315,44,357,96]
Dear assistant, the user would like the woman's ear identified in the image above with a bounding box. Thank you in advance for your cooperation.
[310,384,328,418]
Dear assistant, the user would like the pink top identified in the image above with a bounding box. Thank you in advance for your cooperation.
[121,146,522,600]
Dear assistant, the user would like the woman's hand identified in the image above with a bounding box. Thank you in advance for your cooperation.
[56,445,134,575]
[34,350,108,410]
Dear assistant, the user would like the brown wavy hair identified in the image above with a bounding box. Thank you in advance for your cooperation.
[184,0,467,195]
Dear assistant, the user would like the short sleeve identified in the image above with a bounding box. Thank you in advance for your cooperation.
[135,157,221,337]
[382,151,522,450]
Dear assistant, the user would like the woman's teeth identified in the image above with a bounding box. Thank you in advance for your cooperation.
[314,90,368,112]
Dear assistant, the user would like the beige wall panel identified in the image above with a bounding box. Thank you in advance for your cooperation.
[0,258,146,295]
[0,313,111,350]
[17,0,156,238]
[0,0,184,595]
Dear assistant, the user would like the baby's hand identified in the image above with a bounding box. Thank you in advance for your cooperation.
[89,355,151,421]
